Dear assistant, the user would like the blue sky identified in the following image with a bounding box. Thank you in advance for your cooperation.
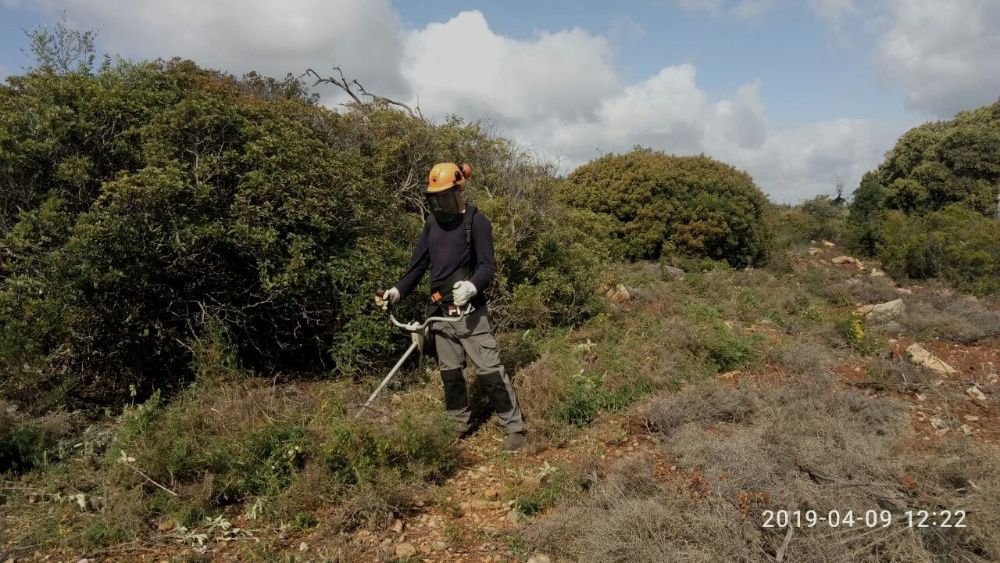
[395,0,904,125]
[1,0,997,202]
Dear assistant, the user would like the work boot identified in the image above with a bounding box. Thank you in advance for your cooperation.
[502,431,526,451]
[452,421,472,440]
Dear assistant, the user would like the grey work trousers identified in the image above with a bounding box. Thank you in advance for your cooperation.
[431,306,524,434]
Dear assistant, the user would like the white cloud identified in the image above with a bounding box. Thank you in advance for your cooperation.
[670,0,775,19]
[670,0,855,22]
[808,0,857,25]
[878,0,1000,117]
[730,0,777,19]
[402,14,902,202]
[721,117,912,202]
[671,0,726,14]
[609,15,646,41]
[402,11,619,126]
[15,1,910,202]
[27,0,410,98]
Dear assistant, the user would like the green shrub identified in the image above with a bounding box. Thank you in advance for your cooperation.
[838,312,884,355]
[773,196,847,248]
[868,102,1000,216]
[0,58,606,410]
[552,369,652,428]
[108,385,312,518]
[683,302,758,371]
[846,99,1000,295]
[877,205,1000,295]
[322,412,457,486]
[0,405,71,474]
[560,148,773,266]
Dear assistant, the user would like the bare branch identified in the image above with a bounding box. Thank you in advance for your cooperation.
[304,66,422,119]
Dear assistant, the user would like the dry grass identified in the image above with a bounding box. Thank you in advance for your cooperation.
[767,338,841,375]
[899,292,1000,344]
[525,374,1000,562]
[646,380,758,437]
[865,355,935,392]
[831,275,903,306]
[522,456,762,563]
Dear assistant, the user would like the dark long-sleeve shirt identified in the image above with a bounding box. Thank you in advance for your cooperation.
[394,210,495,305]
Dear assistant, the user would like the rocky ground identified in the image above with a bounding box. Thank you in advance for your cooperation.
[4,242,998,562]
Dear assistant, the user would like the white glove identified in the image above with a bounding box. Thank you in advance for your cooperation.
[452,280,477,307]
[376,287,400,310]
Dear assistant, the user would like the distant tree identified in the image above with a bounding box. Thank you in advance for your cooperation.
[560,148,773,266]
[832,179,846,206]
[24,17,97,75]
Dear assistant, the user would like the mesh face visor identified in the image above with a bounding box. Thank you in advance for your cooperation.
[426,188,461,223]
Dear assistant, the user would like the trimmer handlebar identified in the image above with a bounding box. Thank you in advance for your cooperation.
[388,304,473,332]
[358,302,474,416]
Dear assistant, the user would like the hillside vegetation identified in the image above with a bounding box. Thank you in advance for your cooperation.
[561,149,773,267]
[847,99,1000,295]
[0,56,607,412]
[2,24,1000,563]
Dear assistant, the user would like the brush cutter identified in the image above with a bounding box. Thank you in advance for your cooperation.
[357,300,473,417]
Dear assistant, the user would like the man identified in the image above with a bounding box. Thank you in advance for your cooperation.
[379,162,526,451]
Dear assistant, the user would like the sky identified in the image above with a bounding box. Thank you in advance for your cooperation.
[1,0,998,203]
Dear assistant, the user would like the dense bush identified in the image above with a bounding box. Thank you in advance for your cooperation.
[878,205,1000,295]
[859,100,1000,217]
[772,195,847,249]
[847,99,1000,294]
[0,60,412,409]
[0,56,605,410]
[559,148,773,266]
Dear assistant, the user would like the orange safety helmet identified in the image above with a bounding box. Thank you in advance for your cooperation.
[426,162,473,194]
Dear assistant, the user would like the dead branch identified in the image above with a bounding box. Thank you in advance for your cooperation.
[304,66,422,119]
[775,525,794,562]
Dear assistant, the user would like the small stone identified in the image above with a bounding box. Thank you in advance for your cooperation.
[870,267,887,277]
[964,415,980,422]
[832,255,864,269]
[967,385,987,401]
[527,554,553,563]
[960,424,974,436]
[895,287,913,295]
[606,284,632,304]
[395,542,417,559]
[392,519,404,534]
[508,508,530,525]
[878,321,906,335]
[299,542,308,552]
[930,416,948,430]
[432,541,448,552]
[485,487,500,500]
[856,299,905,322]
[807,247,821,256]
[906,344,958,375]
[821,240,836,247]
[661,265,685,279]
